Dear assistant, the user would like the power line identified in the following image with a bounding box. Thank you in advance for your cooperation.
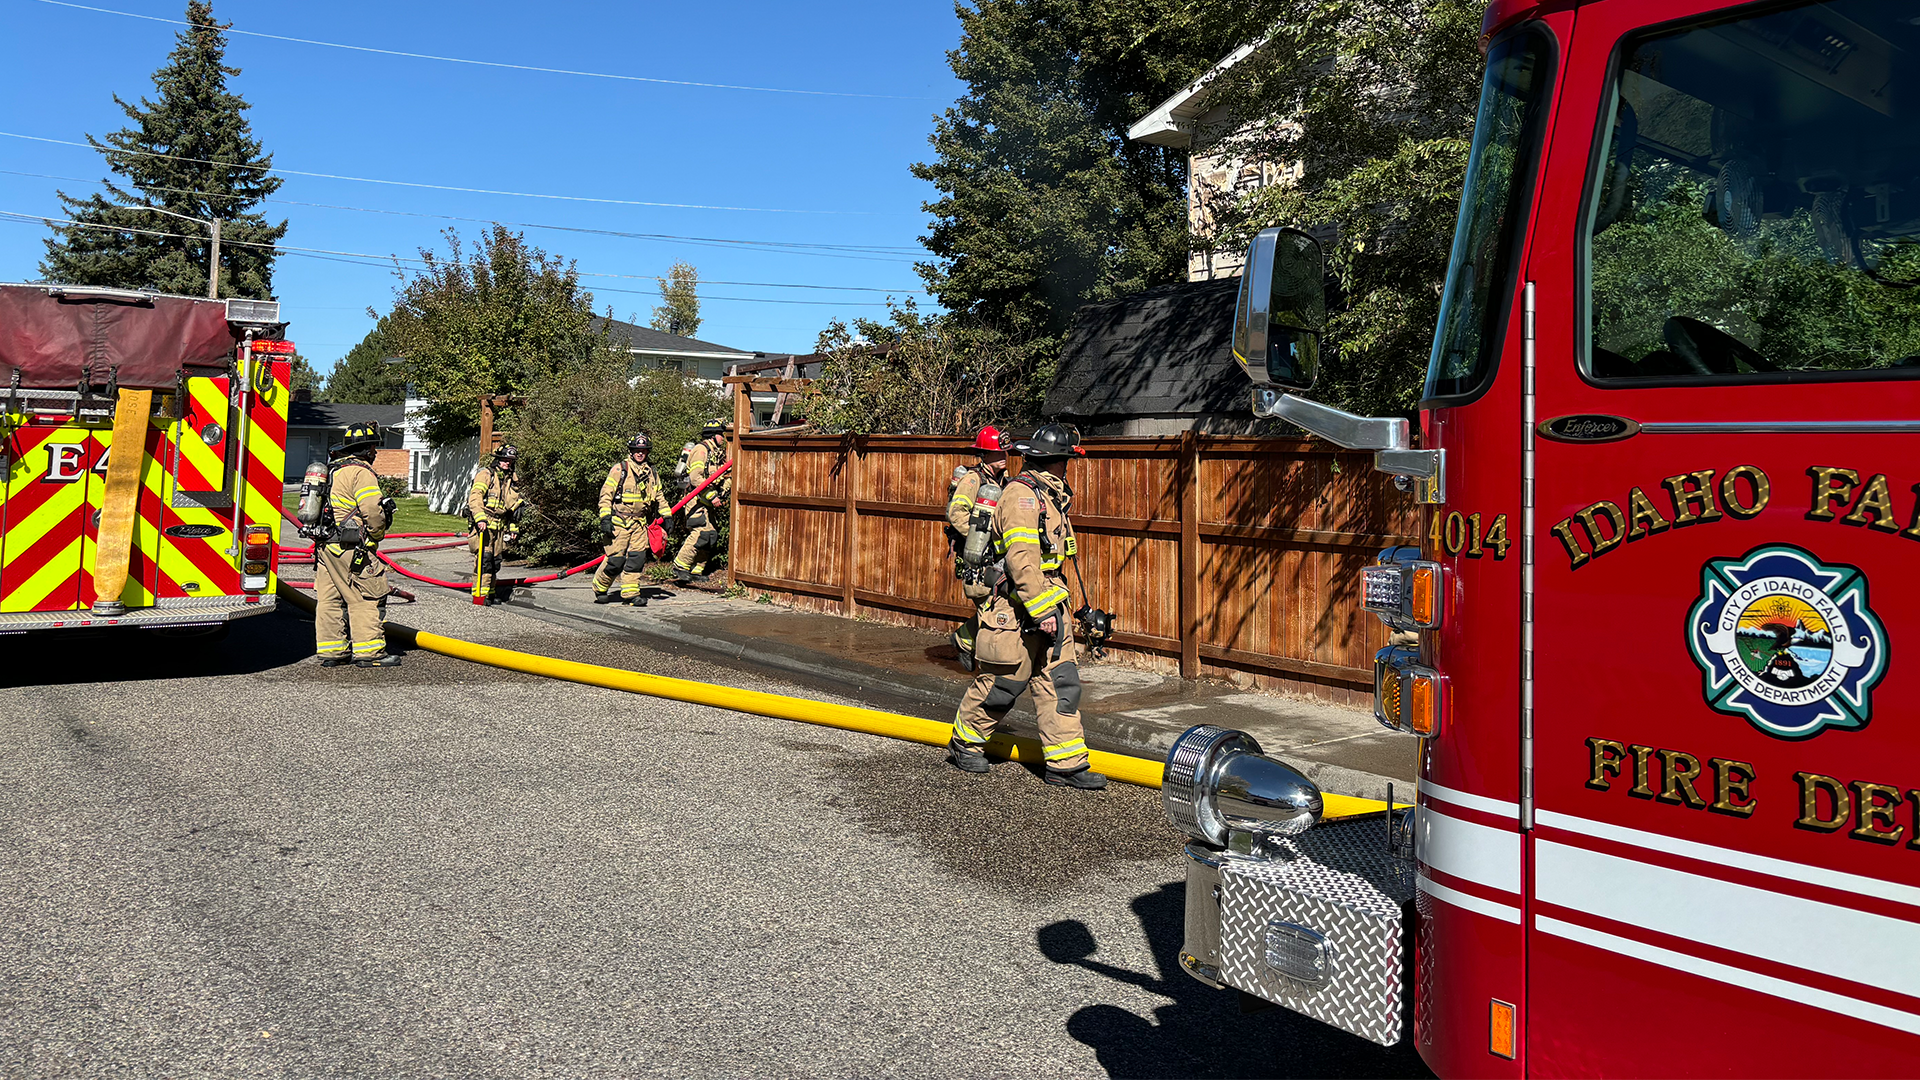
[31,0,936,101]
[0,210,904,307]
[0,167,927,263]
[0,130,877,215]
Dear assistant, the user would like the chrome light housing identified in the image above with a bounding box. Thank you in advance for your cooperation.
[1362,546,1443,631]
[1375,646,1445,738]
[1164,724,1324,847]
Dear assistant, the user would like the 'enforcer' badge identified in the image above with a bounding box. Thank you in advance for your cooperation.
[1687,545,1887,739]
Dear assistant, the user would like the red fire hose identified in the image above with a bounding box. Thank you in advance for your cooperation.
[277,457,733,594]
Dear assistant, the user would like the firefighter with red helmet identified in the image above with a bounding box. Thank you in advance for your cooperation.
[314,421,398,667]
[466,443,524,605]
[594,433,673,605]
[946,424,1009,671]
[947,423,1105,790]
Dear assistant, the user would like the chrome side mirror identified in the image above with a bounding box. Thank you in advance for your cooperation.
[1234,227,1324,391]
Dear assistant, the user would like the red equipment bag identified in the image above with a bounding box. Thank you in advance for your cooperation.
[647,518,667,557]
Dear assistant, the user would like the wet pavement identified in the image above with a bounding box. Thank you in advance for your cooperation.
[0,572,1429,1078]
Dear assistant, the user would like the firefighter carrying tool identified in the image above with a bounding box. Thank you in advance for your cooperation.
[946,425,1008,672]
[594,433,672,606]
[466,443,523,605]
[946,423,1106,790]
[312,422,397,667]
[672,419,732,582]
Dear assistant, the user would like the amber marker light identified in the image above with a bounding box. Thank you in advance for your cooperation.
[1490,999,1517,1059]
[1408,564,1439,627]
[1409,672,1442,737]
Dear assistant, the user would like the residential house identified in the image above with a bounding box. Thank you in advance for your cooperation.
[597,318,758,383]
[1128,40,1288,282]
[285,393,405,481]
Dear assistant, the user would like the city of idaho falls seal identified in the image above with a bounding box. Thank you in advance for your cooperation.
[1687,544,1887,739]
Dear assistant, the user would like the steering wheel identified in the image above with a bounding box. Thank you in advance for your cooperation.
[1663,317,1778,375]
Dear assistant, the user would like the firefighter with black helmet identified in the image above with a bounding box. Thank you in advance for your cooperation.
[593,433,672,605]
[946,424,1008,671]
[946,423,1105,789]
[466,442,524,605]
[672,418,732,583]
[314,421,398,667]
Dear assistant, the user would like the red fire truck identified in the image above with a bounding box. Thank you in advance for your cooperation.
[0,284,291,634]
[1161,0,1920,1073]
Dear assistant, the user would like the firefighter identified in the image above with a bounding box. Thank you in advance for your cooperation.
[593,433,673,605]
[466,443,524,605]
[946,423,1105,790]
[946,425,1008,672]
[672,418,733,583]
[314,422,398,668]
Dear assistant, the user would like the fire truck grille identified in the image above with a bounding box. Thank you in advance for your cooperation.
[1216,816,1413,1047]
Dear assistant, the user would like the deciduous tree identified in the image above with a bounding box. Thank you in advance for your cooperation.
[322,317,407,404]
[649,261,701,338]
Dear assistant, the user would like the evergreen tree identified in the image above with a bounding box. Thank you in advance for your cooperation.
[912,1,1268,348]
[322,317,407,404]
[40,1,286,299]
[649,261,702,338]
[288,355,323,397]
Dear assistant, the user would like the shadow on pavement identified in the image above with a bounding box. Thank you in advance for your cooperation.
[0,607,316,688]
[1041,882,1432,1079]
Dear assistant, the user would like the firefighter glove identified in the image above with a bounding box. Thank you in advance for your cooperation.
[599,513,614,541]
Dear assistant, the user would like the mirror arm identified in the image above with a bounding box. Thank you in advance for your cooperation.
[1254,390,1446,504]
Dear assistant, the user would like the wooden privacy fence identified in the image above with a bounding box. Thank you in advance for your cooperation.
[727,433,1424,705]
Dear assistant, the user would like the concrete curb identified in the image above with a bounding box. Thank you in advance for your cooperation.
[505,586,1413,801]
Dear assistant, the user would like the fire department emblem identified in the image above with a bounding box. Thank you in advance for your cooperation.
[1687,545,1886,739]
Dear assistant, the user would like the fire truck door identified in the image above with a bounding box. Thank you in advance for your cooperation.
[1522,0,1920,1073]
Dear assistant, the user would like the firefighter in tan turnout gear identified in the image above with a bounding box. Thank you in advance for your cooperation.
[946,424,1008,672]
[466,443,524,605]
[672,419,732,583]
[593,434,673,606]
[313,422,398,667]
[946,423,1105,790]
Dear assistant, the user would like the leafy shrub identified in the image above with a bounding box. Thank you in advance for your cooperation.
[507,366,727,565]
[377,475,408,501]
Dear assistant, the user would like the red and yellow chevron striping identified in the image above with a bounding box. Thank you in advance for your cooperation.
[0,358,291,615]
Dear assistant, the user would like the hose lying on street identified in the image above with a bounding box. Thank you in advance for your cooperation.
[274,578,1393,815]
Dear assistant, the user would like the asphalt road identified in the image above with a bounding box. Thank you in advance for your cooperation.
[0,588,1429,1079]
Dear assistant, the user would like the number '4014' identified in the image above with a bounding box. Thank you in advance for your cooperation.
[1429,510,1512,559]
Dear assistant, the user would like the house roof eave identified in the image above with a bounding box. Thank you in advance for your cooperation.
[1127,37,1269,148]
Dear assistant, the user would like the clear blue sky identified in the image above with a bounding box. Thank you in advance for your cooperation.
[0,0,962,373]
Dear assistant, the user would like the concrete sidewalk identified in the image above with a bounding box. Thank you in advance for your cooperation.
[383,543,1417,799]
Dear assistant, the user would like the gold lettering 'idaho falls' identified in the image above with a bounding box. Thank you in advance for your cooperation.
[1552,465,1770,569]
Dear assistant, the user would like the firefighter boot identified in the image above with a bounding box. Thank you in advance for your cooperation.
[947,738,991,774]
[672,565,693,584]
[319,657,350,668]
[594,589,619,604]
[951,623,977,672]
[1044,765,1108,790]
[356,653,402,668]
[629,593,649,607]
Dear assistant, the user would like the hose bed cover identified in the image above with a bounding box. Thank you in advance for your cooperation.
[0,283,243,390]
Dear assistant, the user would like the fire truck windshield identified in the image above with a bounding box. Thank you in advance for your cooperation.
[1424,27,1553,404]
[1586,0,1920,383]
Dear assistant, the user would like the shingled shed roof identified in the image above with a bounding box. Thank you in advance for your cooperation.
[1043,278,1245,420]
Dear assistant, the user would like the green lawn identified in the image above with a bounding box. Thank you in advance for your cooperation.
[281,489,468,535]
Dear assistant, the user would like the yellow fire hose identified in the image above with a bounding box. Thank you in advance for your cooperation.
[276,581,1392,815]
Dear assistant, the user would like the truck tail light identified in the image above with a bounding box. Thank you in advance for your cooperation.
[1375,646,1445,738]
[249,339,298,356]
[1362,547,1443,631]
[242,525,273,587]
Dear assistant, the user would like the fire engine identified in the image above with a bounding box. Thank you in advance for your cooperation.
[0,284,291,635]
[1162,0,1920,1074]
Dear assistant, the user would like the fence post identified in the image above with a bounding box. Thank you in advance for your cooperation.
[842,435,860,614]
[1180,430,1201,680]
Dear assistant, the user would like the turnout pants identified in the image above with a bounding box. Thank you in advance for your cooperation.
[673,505,717,574]
[467,526,505,601]
[314,543,391,660]
[592,516,652,599]
[951,626,1088,772]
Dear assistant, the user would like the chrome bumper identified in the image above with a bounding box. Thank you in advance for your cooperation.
[0,593,276,633]
[1181,815,1414,1047]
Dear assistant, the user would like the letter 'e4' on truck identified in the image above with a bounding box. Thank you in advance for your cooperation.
[1165,1,1920,1075]
[0,284,291,636]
